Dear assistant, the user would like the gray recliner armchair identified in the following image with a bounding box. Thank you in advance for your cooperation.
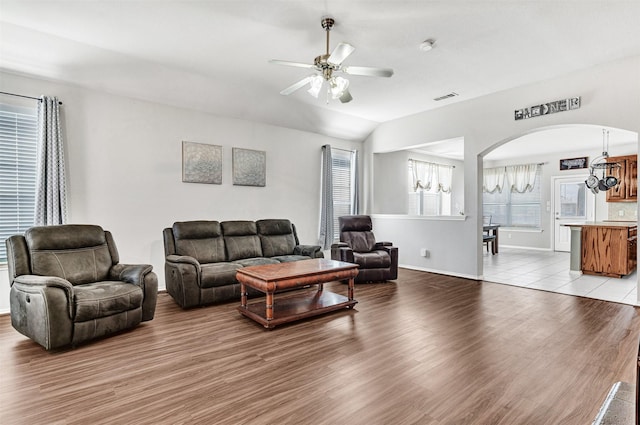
[331,215,398,283]
[5,224,158,350]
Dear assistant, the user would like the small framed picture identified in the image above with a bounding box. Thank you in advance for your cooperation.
[559,157,588,170]
[232,148,266,187]
[182,141,223,184]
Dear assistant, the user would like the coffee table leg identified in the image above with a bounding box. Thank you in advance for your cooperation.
[240,282,247,308]
[265,291,274,321]
[347,277,354,301]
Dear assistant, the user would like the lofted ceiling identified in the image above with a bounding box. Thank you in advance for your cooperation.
[1,1,640,143]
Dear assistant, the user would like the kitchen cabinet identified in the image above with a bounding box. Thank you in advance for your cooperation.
[606,154,637,202]
[581,224,637,277]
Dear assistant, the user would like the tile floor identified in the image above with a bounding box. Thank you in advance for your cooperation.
[483,247,639,306]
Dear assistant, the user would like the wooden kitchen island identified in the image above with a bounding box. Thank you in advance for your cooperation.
[563,222,637,278]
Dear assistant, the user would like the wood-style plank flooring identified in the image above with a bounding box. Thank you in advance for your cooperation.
[1,268,639,425]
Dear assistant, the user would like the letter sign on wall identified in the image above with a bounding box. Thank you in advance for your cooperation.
[515,97,581,120]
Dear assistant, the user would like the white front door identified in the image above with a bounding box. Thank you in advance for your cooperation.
[553,176,595,252]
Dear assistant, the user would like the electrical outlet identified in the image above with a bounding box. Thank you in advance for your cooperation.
[420,248,429,257]
[619,210,625,217]
[508,233,512,239]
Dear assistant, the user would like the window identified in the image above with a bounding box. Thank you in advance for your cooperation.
[0,104,38,263]
[407,160,452,216]
[332,149,356,240]
[483,166,542,228]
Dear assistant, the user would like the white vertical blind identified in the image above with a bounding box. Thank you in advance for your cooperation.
[332,149,354,240]
[0,104,37,262]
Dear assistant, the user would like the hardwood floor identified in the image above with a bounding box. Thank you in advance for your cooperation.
[1,268,639,425]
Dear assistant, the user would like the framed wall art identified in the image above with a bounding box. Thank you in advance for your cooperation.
[232,148,266,187]
[182,141,223,184]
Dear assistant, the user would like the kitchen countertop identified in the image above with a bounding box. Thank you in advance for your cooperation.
[561,221,637,228]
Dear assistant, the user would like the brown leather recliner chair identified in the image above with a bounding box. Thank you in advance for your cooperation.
[5,224,158,350]
[331,215,398,283]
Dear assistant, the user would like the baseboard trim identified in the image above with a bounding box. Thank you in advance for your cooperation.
[399,265,481,281]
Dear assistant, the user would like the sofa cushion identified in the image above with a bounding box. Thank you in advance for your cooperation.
[73,281,143,322]
[222,221,263,261]
[260,234,297,257]
[173,221,226,263]
[353,250,391,268]
[272,254,311,263]
[343,231,377,253]
[200,262,243,288]
[257,219,297,257]
[26,225,113,285]
[232,257,280,267]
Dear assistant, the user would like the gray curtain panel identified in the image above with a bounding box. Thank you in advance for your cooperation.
[318,144,334,249]
[351,149,359,215]
[35,96,67,226]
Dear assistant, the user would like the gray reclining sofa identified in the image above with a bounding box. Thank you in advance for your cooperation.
[163,219,323,308]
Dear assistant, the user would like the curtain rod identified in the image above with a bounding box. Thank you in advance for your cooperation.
[0,91,63,105]
[409,158,456,168]
[324,145,356,153]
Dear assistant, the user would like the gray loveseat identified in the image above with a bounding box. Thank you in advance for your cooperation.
[163,219,323,308]
[5,224,158,350]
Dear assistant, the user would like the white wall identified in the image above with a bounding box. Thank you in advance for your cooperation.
[364,55,640,279]
[0,71,359,314]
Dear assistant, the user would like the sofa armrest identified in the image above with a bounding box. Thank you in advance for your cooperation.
[164,255,203,309]
[294,244,324,258]
[166,254,200,267]
[12,275,75,319]
[375,241,393,247]
[331,243,354,263]
[110,263,158,321]
[376,245,399,280]
[111,263,153,284]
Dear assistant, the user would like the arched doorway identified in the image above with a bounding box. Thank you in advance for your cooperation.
[480,124,638,304]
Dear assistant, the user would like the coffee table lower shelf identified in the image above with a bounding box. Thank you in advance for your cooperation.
[237,290,357,328]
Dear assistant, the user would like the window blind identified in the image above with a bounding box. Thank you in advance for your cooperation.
[483,165,542,228]
[332,149,354,240]
[0,104,37,263]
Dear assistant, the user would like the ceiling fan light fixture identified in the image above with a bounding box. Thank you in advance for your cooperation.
[339,88,353,103]
[307,75,323,98]
[330,76,350,99]
[270,17,393,103]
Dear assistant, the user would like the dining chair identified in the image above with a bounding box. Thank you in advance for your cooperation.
[483,216,497,254]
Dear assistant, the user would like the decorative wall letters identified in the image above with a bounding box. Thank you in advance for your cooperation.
[515,96,581,120]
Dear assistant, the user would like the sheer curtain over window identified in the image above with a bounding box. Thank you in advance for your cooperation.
[408,159,454,216]
[483,166,507,193]
[35,96,67,226]
[506,163,538,193]
[0,103,37,263]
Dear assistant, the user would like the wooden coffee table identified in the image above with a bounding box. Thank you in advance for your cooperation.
[237,258,359,328]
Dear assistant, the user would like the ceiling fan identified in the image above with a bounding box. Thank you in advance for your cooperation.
[269,17,394,103]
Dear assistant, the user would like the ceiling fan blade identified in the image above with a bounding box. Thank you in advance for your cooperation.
[269,59,316,69]
[279,76,313,95]
[341,66,394,78]
[339,88,353,103]
[328,42,355,65]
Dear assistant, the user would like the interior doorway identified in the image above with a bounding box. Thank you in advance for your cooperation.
[552,175,595,252]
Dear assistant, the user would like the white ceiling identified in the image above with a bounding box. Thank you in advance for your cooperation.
[1,1,640,144]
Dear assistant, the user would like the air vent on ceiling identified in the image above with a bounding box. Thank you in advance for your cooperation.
[433,92,458,101]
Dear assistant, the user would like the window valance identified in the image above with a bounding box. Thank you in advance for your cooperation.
[409,159,454,193]
[483,163,539,194]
